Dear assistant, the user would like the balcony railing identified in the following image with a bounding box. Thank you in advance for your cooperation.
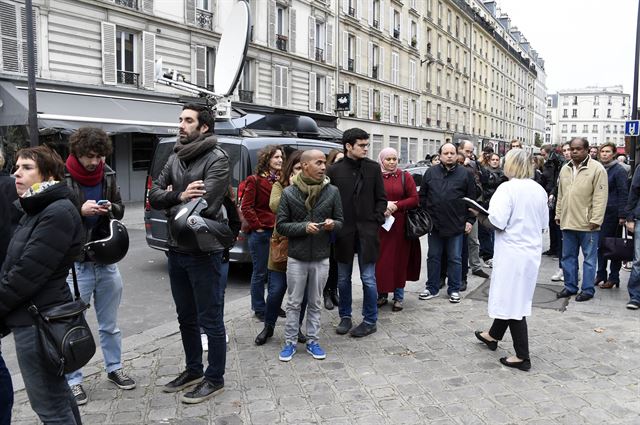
[348,58,354,71]
[276,34,288,52]
[315,47,324,62]
[196,9,213,31]
[117,70,139,87]
[373,19,379,29]
[372,65,378,79]
[373,108,381,121]
[115,0,138,9]
[393,28,400,39]
[348,7,356,17]
[316,102,324,111]
[239,90,254,103]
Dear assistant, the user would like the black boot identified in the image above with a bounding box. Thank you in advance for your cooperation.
[330,290,339,307]
[324,293,334,310]
[254,324,274,346]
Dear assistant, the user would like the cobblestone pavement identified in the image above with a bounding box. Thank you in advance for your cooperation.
[10,255,640,424]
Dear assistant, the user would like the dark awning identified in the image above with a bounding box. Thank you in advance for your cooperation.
[316,126,343,141]
[0,81,182,135]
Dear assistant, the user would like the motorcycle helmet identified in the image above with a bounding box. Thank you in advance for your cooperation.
[169,197,235,252]
[84,219,130,264]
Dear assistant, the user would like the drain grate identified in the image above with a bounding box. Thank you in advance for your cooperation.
[466,280,570,311]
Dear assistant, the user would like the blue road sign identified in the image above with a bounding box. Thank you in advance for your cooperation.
[625,120,640,136]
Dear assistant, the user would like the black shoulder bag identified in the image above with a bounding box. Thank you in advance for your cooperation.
[401,172,433,239]
[27,266,97,376]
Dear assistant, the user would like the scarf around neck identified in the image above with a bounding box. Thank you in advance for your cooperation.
[66,154,104,186]
[293,173,329,211]
[22,180,59,198]
[602,159,617,170]
[174,133,218,162]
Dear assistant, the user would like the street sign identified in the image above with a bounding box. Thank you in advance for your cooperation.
[625,120,640,136]
[336,93,350,111]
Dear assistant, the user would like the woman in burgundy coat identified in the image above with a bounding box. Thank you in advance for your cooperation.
[375,148,421,311]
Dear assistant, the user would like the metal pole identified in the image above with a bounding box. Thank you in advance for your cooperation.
[25,0,38,147]
[631,0,640,170]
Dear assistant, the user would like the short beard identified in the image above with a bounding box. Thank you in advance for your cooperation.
[179,131,201,144]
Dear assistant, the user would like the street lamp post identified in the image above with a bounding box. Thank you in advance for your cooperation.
[631,0,640,170]
[26,0,38,147]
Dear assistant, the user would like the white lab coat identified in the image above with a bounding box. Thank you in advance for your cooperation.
[487,178,549,319]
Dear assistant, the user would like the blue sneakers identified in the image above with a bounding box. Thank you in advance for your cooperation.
[278,343,296,362]
[306,342,326,360]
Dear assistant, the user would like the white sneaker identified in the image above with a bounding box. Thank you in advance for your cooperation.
[201,333,208,351]
[449,292,461,303]
[551,269,564,282]
[418,289,438,300]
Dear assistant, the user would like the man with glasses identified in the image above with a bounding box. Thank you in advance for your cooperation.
[327,128,387,337]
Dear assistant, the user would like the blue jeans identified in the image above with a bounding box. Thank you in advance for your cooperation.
[427,233,463,295]
[168,251,226,385]
[13,326,81,424]
[627,220,640,303]
[0,343,12,425]
[561,230,599,296]
[248,230,272,314]
[596,214,622,284]
[478,223,494,260]
[66,262,123,386]
[378,288,404,302]
[265,270,307,327]
[337,256,378,325]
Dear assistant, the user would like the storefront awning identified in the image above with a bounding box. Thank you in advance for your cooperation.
[316,126,343,141]
[0,81,182,135]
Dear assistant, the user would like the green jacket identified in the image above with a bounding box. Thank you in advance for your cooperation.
[556,156,608,231]
[276,182,343,262]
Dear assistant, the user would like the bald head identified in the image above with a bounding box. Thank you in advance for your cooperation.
[301,149,327,180]
[458,141,474,159]
[439,143,457,167]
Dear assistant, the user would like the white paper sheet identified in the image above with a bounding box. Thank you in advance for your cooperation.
[382,215,395,231]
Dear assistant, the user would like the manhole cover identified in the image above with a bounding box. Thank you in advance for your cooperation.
[466,280,569,311]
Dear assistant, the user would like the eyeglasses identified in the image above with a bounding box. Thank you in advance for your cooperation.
[355,143,370,149]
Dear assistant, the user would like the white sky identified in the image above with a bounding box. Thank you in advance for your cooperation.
[493,0,638,95]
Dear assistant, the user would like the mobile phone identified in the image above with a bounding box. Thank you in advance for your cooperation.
[96,200,109,206]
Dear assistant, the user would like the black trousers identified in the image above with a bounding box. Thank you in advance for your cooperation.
[324,246,338,296]
[488,317,529,360]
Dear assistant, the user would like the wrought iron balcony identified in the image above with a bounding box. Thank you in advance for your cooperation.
[115,0,138,10]
[315,47,324,62]
[373,19,379,29]
[348,58,354,71]
[348,7,356,17]
[316,102,324,111]
[117,70,139,87]
[239,90,254,103]
[276,34,288,52]
[196,9,213,31]
[393,28,400,39]
[372,65,378,79]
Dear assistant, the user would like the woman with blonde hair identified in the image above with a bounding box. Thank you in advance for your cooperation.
[472,149,548,371]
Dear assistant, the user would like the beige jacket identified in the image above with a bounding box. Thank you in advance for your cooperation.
[555,157,608,231]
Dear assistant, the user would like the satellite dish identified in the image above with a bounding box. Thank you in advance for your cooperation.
[214,1,251,97]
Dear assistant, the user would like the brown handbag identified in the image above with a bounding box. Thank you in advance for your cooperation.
[270,233,289,263]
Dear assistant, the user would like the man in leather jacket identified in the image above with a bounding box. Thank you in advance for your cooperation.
[64,127,135,405]
[149,104,230,404]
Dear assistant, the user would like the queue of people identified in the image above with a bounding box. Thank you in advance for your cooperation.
[3,119,640,424]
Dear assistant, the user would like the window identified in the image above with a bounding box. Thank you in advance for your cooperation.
[593,108,599,118]
[392,95,400,123]
[371,0,381,29]
[583,124,588,133]
[393,10,400,39]
[372,134,384,159]
[607,109,611,118]
[410,21,417,47]
[238,59,254,102]
[389,136,399,152]
[592,124,598,133]
[572,109,577,118]
[347,33,355,71]
[391,52,399,84]
[572,96,577,105]
[116,29,138,85]
[562,124,567,133]
[571,124,577,133]
[409,60,416,90]
[273,65,288,107]
[562,109,567,118]
[314,21,326,62]
[276,6,289,51]
[594,96,599,105]
[0,2,38,74]
[131,134,156,171]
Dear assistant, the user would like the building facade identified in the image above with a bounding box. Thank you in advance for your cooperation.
[545,86,630,148]
[0,0,546,199]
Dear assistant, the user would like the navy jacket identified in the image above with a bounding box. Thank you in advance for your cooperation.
[625,165,640,221]
[603,162,628,220]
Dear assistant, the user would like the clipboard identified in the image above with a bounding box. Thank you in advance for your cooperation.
[462,197,490,216]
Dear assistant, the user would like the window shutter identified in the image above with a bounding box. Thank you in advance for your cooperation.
[101,22,116,85]
[268,0,276,48]
[379,0,384,31]
[357,86,362,117]
[141,0,153,14]
[0,2,18,72]
[326,75,333,113]
[185,0,196,26]
[342,31,348,70]
[356,36,361,74]
[389,8,393,36]
[368,88,373,119]
[417,100,422,127]
[399,95,403,123]
[367,1,373,26]
[407,16,411,44]
[289,8,296,54]
[308,16,316,60]
[368,42,373,77]
[326,22,333,64]
[19,5,37,74]
[283,67,289,106]
[309,72,317,111]
[408,99,413,124]
[194,45,206,87]
[273,66,280,106]
[379,47,384,80]
[342,0,348,14]
[384,93,390,122]
[142,31,156,89]
[357,0,362,20]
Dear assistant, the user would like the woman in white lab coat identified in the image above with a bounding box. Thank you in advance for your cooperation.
[472,149,549,371]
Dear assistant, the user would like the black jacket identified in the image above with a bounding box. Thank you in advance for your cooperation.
[542,152,563,195]
[326,156,387,264]
[65,165,124,260]
[482,166,507,203]
[276,182,343,262]
[149,134,231,253]
[0,173,20,268]
[419,163,477,237]
[0,183,83,327]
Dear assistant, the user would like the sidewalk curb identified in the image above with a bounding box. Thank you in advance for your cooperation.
[11,293,252,392]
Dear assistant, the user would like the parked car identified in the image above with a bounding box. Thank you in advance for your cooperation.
[144,135,342,262]
[402,165,430,191]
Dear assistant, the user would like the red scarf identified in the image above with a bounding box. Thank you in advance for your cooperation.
[66,154,104,187]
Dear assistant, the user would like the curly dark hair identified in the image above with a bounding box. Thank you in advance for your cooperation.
[255,145,284,176]
[69,127,112,158]
[279,150,302,187]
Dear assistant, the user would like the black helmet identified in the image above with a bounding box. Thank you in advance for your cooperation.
[84,219,129,264]
[169,198,235,252]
